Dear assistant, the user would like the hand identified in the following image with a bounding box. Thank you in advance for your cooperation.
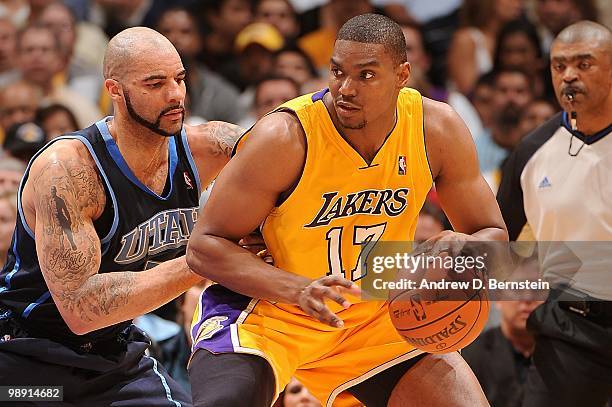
[296,276,361,328]
[413,230,479,258]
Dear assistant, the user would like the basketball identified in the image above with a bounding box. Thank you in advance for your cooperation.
[388,252,489,353]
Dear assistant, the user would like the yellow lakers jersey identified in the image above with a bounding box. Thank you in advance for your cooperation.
[261,87,433,286]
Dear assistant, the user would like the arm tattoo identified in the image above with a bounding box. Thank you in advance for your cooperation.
[34,156,134,323]
[209,122,246,157]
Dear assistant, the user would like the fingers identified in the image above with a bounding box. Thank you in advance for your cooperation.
[301,296,344,328]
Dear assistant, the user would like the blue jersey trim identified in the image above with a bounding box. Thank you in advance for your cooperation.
[562,111,612,144]
[0,235,20,293]
[22,290,51,318]
[311,88,328,102]
[96,117,179,201]
[180,127,202,195]
[145,355,182,407]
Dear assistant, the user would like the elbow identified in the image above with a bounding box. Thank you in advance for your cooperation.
[186,234,218,279]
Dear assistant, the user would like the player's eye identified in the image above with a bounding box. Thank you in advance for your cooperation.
[361,71,375,79]
[331,67,343,77]
[287,385,302,394]
[553,63,564,72]
[148,82,162,89]
[578,61,591,70]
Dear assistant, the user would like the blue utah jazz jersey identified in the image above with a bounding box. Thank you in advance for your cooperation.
[0,118,201,347]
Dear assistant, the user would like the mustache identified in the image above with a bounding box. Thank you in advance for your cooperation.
[561,85,585,98]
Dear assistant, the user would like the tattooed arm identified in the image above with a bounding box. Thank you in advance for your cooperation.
[26,142,201,335]
[185,121,246,187]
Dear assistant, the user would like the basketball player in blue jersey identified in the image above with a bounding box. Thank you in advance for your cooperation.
[187,14,508,407]
[0,27,245,405]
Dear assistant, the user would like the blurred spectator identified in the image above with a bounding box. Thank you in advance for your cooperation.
[535,0,599,52]
[240,75,300,127]
[0,80,41,138]
[414,201,446,243]
[89,0,172,39]
[517,99,556,137]
[16,25,102,128]
[277,377,322,407]
[273,45,318,91]
[463,297,542,407]
[0,189,18,267]
[0,157,25,196]
[236,22,284,90]
[494,19,548,99]
[156,6,246,123]
[298,0,374,71]
[0,17,19,87]
[401,22,483,139]
[475,68,534,190]
[0,0,30,28]
[36,1,106,111]
[447,0,525,95]
[35,103,78,141]
[255,0,299,41]
[199,0,252,76]
[3,121,45,162]
[471,72,496,130]
[254,76,299,119]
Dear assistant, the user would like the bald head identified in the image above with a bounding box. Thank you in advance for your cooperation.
[554,20,612,51]
[103,27,179,80]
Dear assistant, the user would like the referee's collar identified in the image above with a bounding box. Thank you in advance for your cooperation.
[561,111,612,145]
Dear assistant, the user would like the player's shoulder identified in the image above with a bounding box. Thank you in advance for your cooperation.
[241,111,306,154]
[29,138,96,178]
[422,97,463,139]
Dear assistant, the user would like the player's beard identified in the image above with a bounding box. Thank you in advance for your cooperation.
[124,90,184,138]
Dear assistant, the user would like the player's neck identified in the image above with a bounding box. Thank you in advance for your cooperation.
[107,116,170,178]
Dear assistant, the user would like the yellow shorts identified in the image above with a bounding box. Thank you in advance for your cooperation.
[190,284,421,406]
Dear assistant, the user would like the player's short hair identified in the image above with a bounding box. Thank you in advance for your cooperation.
[337,13,407,65]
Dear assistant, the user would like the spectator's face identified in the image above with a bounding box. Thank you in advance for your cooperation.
[283,378,321,407]
[495,0,524,23]
[18,29,62,86]
[240,44,275,84]
[498,32,541,74]
[0,84,39,132]
[118,46,187,138]
[0,20,17,71]
[255,0,298,39]
[536,0,580,35]
[401,26,429,73]
[255,79,299,119]
[519,101,555,136]
[41,110,78,141]
[414,213,444,243]
[213,0,252,39]
[472,82,495,129]
[329,40,408,131]
[157,10,202,60]
[275,51,313,86]
[0,171,21,196]
[0,197,17,258]
[551,39,612,116]
[497,300,542,332]
[493,72,533,128]
[38,4,76,60]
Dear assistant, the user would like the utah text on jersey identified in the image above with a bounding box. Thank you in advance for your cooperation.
[114,207,199,264]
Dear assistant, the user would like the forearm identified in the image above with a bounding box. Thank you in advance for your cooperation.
[187,234,309,304]
[53,256,203,334]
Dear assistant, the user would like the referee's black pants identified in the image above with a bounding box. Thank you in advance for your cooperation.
[522,298,612,407]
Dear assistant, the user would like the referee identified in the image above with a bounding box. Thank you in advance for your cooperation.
[497,21,612,406]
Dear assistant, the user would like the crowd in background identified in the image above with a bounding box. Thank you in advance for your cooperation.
[0,0,610,406]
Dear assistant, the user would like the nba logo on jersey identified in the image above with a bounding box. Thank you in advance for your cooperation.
[398,156,407,175]
[184,171,194,190]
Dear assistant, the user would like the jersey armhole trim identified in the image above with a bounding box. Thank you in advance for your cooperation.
[181,127,202,195]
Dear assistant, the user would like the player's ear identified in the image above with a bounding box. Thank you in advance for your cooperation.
[398,62,410,89]
[105,78,122,101]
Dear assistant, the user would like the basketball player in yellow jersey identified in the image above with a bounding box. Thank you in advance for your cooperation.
[187,14,507,407]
